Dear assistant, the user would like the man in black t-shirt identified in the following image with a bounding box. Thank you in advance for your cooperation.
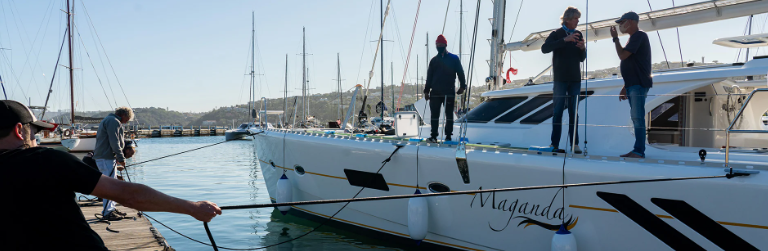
[610,12,653,158]
[0,100,222,250]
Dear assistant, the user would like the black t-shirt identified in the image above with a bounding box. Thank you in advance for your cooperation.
[0,147,107,250]
[620,31,653,88]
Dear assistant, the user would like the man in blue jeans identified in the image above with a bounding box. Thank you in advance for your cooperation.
[541,6,586,153]
[610,12,653,158]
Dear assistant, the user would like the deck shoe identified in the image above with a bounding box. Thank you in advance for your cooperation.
[620,151,644,158]
[426,137,438,143]
[573,145,582,154]
[445,136,452,142]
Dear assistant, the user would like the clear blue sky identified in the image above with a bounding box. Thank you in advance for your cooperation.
[1,0,762,112]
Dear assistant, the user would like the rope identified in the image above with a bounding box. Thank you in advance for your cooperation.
[441,0,451,34]
[645,0,671,69]
[126,132,262,168]
[219,174,739,210]
[198,145,405,250]
[396,0,422,111]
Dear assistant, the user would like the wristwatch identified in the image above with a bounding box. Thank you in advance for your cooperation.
[613,37,620,43]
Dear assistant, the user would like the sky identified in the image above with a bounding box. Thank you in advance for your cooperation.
[0,0,763,112]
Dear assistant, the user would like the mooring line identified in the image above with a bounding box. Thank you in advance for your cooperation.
[126,132,262,168]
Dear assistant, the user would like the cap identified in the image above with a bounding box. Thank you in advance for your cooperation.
[615,11,639,23]
[436,34,447,45]
[0,100,55,130]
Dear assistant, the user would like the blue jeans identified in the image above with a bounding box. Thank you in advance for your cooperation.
[627,85,649,156]
[551,81,580,149]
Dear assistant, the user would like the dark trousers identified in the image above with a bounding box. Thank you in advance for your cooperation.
[551,81,580,149]
[429,96,455,138]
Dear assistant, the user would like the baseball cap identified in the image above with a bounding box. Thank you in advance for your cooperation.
[0,100,55,131]
[616,11,640,23]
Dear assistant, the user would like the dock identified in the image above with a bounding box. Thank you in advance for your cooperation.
[79,200,174,251]
[131,126,230,138]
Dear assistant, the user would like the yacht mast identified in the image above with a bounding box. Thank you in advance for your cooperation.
[488,0,506,91]
[250,12,255,122]
[67,0,75,124]
[337,53,342,120]
[380,0,384,119]
[302,27,306,122]
[284,54,288,126]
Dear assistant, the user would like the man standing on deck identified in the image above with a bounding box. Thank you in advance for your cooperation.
[610,11,653,158]
[0,100,221,250]
[94,106,132,220]
[424,34,467,143]
[541,6,586,154]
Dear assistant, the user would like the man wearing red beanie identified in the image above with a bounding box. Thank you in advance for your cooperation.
[424,34,466,142]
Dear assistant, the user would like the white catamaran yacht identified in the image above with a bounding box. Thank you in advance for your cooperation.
[253,0,768,250]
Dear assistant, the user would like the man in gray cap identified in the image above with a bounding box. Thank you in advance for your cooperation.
[610,11,653,158]
[0,100,221,250]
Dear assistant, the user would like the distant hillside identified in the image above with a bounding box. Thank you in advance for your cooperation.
[188,105,254,127]
[77,107,202,127]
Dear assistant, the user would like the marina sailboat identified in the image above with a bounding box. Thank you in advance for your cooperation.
[226,12,259,141]
[252,0,768,250]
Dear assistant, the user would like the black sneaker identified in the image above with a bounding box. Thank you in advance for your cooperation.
[445,137,452,142]
[426,137,438,143]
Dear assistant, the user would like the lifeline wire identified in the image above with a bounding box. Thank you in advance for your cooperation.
[220,174,736,210]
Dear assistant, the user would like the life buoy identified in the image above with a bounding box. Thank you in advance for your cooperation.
[63,129,73,137]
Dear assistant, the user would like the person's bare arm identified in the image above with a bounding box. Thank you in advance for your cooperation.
[90,175,221,222]
[610,27,632,61]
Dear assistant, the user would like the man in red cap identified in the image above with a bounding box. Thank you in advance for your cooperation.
[0,100,221,250]
[424,34,466,142]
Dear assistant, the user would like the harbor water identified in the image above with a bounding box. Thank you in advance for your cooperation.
[122,136,403,250]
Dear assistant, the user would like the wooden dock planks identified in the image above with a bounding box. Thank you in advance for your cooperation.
[79,201,174,251]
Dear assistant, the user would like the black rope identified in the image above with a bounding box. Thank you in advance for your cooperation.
[645,0,671,69]
[198,144,404,250]
[221,174,739,210]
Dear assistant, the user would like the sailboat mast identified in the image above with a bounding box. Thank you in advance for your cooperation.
[390,62,393,113]
[250,12,255,122]
[285,54,288,126]
[302,27,306,122]
[380,0,384,119]
[337,53,342,120]
[67,0,75,124]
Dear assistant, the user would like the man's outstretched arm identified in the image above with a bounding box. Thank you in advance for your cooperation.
[90,175,222,222]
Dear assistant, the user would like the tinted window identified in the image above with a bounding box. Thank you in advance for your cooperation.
[463,97,528,123]
[520,91,594,124]
[494,94,554,123]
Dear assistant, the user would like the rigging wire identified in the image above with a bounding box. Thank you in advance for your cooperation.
[396,0,422,111]
[41,26,69,119]
[672,0,684,67]
[442,0,452,34]
[645,0,671,69]
[72,23,114,110]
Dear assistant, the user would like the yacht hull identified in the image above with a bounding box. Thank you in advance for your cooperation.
[254,129,768,250]
[63,137,96,152]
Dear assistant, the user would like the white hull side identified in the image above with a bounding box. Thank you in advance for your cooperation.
[63,137,96,152]
[254,130,768,250]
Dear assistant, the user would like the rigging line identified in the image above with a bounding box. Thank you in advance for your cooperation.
[458,0,481,141]
[41,26,68,119]
[79,2,135,115]
[442,0,451,34]
[221,174,737,210]
[81,4,119,110]
[359,0,392,117]
[671,0,684,67]
[396,0,422,111]
[0,74,6,99]
[73,23,115,110]
[645,0,671,69]
[201,145,404,251]
[734,17,750,62]
[6,0,49,100]
[353,0,377,88]
[0,46,27,99]
[19,0,56,104]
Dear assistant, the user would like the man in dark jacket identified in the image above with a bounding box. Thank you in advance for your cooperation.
[424,34,466,142]
[541,6,586,153]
